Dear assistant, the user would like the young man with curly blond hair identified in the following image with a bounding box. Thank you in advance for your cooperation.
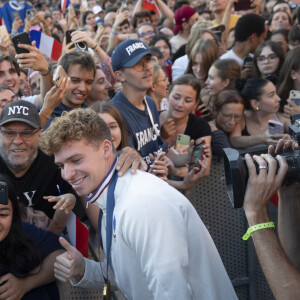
[40,108,237,300]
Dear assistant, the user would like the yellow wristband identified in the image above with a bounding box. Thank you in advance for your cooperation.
[242,222,275,240]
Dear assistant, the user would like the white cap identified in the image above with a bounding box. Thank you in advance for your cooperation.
[93,5,103,15]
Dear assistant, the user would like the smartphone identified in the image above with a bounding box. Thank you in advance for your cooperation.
[66,29,75,48]
[12,32,31,54]
[234,0,252,11]
[53,65,68,86]
[0,181,8,205]
[289,90,300,106]
[12,11,20,19]
[268,120,284,135]
[175,134,190,150]
[26,9,35,21]
[189,141,205,172]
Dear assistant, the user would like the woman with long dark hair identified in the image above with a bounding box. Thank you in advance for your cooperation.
[230,78,289,148]
[253,40,284,79]
[0,175,64,299]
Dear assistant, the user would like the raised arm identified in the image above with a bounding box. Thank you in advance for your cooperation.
[156,0,174,29]
[271,140,300,272]
[107,9,129,53]
[243,151,300,299]
[39,77,70,128]
[15,42,53,106]
[132,0,143,16]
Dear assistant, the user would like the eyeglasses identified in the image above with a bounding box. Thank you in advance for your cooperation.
[131,55,153,72]
[257,54,278,63]
[220,111,243,121]
[0,128,40,140]
[156,77,169,84]
[139,31,154,38]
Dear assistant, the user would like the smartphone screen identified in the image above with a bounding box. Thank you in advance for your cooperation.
[189,141,204,172]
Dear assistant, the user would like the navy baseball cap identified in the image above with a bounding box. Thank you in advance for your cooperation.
[111,39,151,72]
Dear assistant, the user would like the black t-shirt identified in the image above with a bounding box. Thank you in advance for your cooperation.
[0,149,74,219]
[184,114,211,141]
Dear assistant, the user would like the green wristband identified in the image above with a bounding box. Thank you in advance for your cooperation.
[242,222,275,240]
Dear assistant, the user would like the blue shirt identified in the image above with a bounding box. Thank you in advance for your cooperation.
[0,1,32,32]
[111,92,162,166]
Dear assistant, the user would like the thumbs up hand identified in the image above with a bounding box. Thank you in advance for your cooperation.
[54,237,86,282]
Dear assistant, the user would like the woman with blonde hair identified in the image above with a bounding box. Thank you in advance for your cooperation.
[147,64,169,111]
[172,27,219,80]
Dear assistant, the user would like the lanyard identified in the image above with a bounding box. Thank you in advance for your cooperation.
[97,169,118,283]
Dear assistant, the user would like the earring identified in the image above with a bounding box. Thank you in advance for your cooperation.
[256,107,259,111]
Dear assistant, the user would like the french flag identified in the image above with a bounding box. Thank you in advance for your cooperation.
[29,30,62,61]
[67,212,89,258]
[61,0,70,13]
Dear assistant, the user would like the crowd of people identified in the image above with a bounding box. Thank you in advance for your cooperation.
[0,0,300,299]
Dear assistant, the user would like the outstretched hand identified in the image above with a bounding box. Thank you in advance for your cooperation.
[45,193,76,214]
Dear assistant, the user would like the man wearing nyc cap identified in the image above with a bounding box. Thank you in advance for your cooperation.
[0,100,80,232]
[110,39,163,166]
[169,5,199,53]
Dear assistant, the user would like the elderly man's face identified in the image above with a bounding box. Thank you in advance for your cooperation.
[0,122,41,177]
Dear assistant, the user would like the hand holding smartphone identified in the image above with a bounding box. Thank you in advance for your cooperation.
[26,9,35,21]
[243,56,253,69]
[53,65,68,87]
[12,32,31,54]
[175,134,190,151]
[289,90,300,106]
[189,141,205,172]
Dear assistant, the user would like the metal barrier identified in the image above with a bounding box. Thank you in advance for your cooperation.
[186,155,277,300]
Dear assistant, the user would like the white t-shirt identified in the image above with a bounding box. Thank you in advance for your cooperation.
[172,54,188,81]
[169,34,188,54]
[20,95,38,104]
[220,49,244,66]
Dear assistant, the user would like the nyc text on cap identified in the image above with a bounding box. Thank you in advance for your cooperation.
[0,100,41,129]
